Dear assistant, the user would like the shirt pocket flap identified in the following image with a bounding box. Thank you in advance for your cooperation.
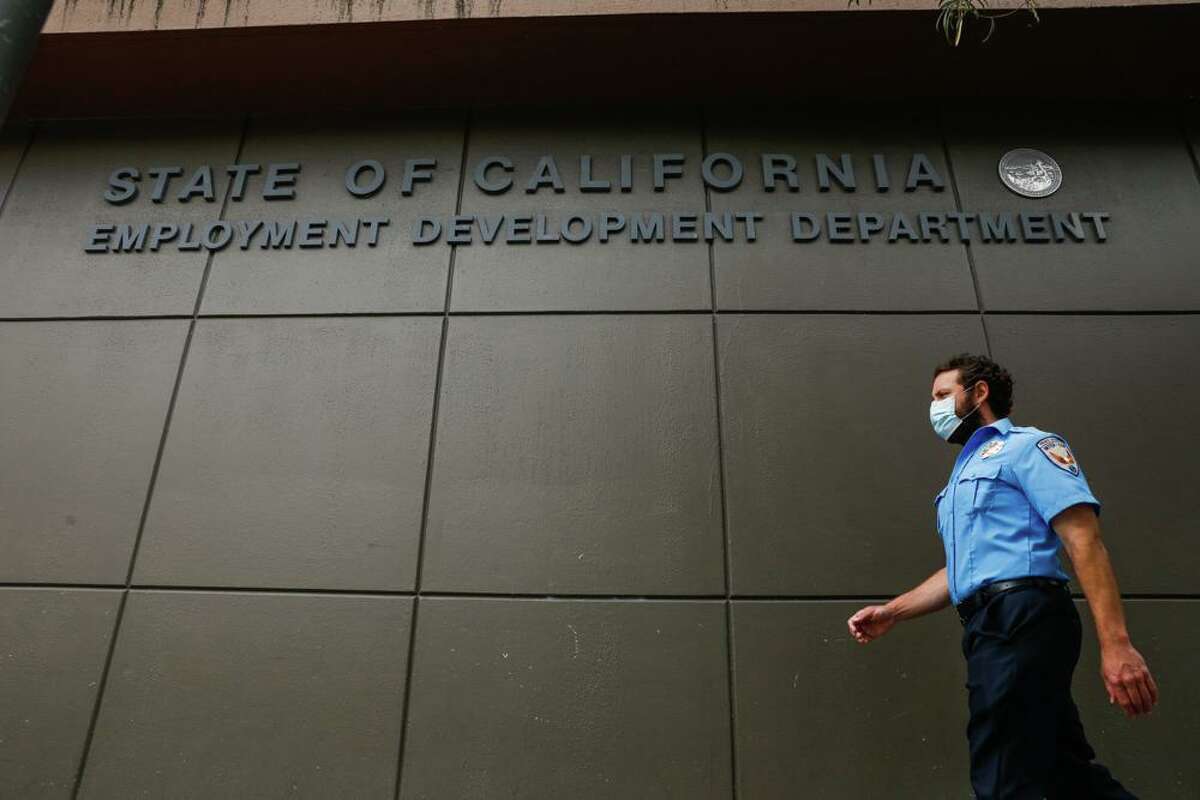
[957,462,1003,482]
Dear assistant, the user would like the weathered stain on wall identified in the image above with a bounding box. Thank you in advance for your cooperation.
[46,0,1175,34]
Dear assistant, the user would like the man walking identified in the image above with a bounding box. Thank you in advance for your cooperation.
[847,353,1158,799]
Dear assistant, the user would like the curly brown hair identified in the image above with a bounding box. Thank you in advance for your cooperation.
[933,353,1014,418]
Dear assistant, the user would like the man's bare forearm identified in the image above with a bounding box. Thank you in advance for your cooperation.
[886,567,952,621]
[1055,507,1129,646]
[1053,503,1158,717]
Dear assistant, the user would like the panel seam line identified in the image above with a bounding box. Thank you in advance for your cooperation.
[700,103,741,800]
[937,108,992,356]
[68,113,251,800]
[391,106,472,800]
[0,121,37,225]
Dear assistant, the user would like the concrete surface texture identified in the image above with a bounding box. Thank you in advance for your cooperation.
[0,104,1197,798]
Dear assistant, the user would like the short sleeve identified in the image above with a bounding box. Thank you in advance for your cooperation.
[1010,433,1101,524]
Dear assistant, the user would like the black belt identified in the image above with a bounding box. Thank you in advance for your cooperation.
[955,576,1070,625]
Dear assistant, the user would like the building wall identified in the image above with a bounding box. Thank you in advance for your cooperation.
[43,0,1177,34]
[1,104,1198,798]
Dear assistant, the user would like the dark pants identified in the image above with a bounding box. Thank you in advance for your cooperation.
[961,584,1135,800]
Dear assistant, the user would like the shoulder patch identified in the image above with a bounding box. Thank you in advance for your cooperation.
[1037,436,1080,475]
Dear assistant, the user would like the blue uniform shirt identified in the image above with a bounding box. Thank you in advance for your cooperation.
[935,417,1101,605]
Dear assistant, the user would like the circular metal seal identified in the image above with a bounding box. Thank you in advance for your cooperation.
[997,148,1062,198]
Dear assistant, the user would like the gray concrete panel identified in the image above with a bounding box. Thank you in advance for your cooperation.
[0,124,30,211]
[423,314,724,594]
[0,320,187,583]
[78,591,412,799]
[1186,103,1200,171]
[944,107,1200,310]
[0,119,241,317]
[707,108,978,311]
[0,588,120,799]
[732,601,968,798]
[399,598,731,800]
[718,314,987,595]
[202,113,463,314]
[1074,600,1200,798]
[988,315,1199,594]
[451,110,711,311]
[134,317,441,590]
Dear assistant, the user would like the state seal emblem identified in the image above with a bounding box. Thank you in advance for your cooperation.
[1037,436,1080,475]
[998,148,1062,198]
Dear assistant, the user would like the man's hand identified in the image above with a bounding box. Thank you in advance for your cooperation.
[848,568,950,645]
[1101,640,1159,718]
[1053,504,1160,720]
[847,605,898,644]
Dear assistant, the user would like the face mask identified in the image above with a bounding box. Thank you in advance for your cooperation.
[929,386,982,442]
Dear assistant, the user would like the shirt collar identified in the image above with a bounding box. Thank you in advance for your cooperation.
[985,417,1013,436]
[966,416,1011,447]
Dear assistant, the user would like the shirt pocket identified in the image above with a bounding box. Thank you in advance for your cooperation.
[956,462,1006,515]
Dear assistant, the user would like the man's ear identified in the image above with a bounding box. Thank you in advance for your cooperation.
[974,380,991,404]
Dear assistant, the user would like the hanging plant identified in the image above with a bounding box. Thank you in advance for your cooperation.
[848,0,1041,45]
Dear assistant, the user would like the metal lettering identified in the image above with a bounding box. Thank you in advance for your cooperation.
[413,216,442,245]
[1082,211,1109,242]
[827,212,855,242]
[147,166,183,203]
[761,154,799,192]
[816,153,855,192]
[631,212,665,242]
[227,164,261,201]
[599,213,626,242]
[345,160,385,197]
[871,154,890,192]
[653,154,684,192]
[84,224,115,252]
[261,220,296,248]
[857,213,886,240]
[478,215,504,244]
[919,212,949,242]
[562,214,593,243]
[115,223,150,252]
[702,153,744,191]
[673,213,699,241]
[401,158,436,197]
[331,219,357,247]
[104,167,139,205]
[579,155,610,193]
[177,166,215,203]
[361,217,388,246]
[905,154,945,192]
[888,213,920,242]
[297,219,327,248]
[791,213,820,242]
[704,211,734,242]
[735,211,762,242]
[978,213,1017,243]
[1020,212,1051,243]
[263,162,301,200]
[474,157,513,194]
[236,220,263,249]
[526,156,565,194]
